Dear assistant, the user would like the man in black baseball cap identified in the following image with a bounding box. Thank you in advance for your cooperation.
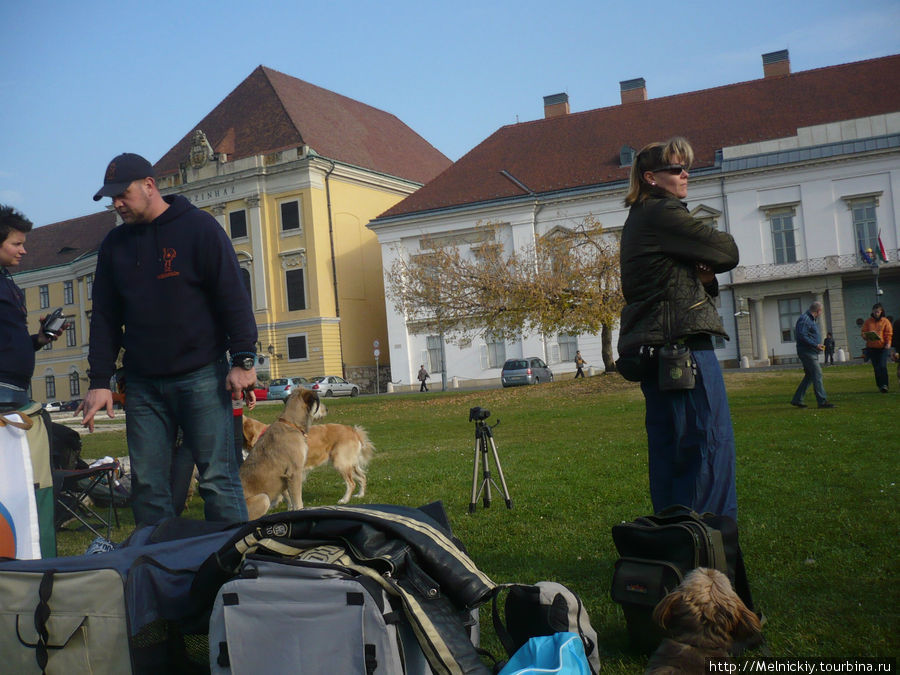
[93,153,155,201]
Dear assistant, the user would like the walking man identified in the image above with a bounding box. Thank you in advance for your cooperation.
[790,301,835,409]
[80,153,257,527]
[574,350,586,379]
[417,364,429,392]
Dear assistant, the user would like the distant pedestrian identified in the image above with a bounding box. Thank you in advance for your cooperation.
[574,350,586,379]
[791,301,834,409]
[823,332,835,365]
[861,303,893,393]
[417,365,429,392]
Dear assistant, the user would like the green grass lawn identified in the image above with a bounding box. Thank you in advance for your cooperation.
[64,364,899,669]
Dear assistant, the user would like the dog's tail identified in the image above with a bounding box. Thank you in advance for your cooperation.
[353,425,375,467]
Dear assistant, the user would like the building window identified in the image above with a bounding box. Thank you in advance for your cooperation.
[778,298,803,342]
[85,273,93,300]
[239,268,252,303]
[63,280,74,304]
[851,199,878,260]
[65,322,76,347]
[39,285,49,309]
[482,335,506,369]
[287,334,308,360]
[45,375,56,400]
[229,210,248,239]
[557,334,578,362]
[285,268,306,310]
[426,335,443,373]
[770,210,797,264]
[69,372,81,397]
[280,200,301,232]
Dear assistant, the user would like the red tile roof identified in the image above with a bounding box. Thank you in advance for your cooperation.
[380,54,900,219]
[12,210,117,275]
[155,66,451,185]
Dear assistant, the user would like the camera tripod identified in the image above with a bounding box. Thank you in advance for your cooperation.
[469,418,512,513]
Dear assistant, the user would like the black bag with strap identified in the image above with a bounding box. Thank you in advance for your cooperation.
[610,505,755,652]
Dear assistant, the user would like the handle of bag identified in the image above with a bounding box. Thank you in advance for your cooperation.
[490,584,523,658]
[0,410,33,430]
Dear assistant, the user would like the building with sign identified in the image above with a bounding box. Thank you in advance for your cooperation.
[20,66,450,401]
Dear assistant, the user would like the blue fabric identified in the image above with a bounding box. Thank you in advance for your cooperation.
[88,195,257,389]
[794,311,821,354]
[0,520,241,636]
[641,349,738,521]
[0,268,35,390]
[792,352,828,405]
[126,358,247,527]
[867,347,890,390]
[498,633,590,675]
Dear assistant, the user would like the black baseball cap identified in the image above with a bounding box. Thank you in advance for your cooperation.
[93,153,155,201]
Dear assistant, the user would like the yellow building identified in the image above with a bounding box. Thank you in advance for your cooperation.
[18,66,449,401]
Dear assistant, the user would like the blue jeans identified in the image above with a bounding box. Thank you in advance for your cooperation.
[793,352,827,405]
[868,348,890,390]
[640,349,738,521]
[125,359,247,527]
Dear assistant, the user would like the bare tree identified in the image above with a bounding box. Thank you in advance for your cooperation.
[385,216,623,372]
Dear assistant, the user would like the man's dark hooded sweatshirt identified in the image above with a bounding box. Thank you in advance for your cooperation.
[88,195,257,389]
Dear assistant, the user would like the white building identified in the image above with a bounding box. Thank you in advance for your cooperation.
[369,51,900,387]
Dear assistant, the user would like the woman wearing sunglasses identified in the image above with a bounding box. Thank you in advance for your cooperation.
[617,137,741,521]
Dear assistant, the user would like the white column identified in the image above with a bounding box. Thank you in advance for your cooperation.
[246,196,268,311]
[752,298,769,363]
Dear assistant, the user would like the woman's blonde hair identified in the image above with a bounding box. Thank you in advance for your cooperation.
[623,137,695,206]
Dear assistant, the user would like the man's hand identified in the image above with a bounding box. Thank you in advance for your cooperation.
[226,366,257,399]
[77,388,114,432]
[696,262,716,285]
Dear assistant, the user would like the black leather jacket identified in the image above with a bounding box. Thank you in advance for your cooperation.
[618,190,739,355]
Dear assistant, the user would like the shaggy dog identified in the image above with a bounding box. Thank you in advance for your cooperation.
[239,389,325,519]
[243,417,374,506]
[645,567,761,675]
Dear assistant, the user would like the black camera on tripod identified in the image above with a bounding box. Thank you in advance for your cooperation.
[469,406,490,422]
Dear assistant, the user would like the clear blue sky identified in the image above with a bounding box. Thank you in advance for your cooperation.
[2,0,898,228]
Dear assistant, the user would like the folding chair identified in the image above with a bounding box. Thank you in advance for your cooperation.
[49,423,121,540]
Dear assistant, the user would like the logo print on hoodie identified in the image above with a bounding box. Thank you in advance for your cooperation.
[158,248,180,279]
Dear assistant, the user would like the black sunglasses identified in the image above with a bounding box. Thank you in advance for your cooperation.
[651,164,687,175]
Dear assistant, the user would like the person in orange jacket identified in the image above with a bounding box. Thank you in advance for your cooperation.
[860,302,893,393]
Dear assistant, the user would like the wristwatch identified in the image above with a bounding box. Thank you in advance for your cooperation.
[233,355,255,371]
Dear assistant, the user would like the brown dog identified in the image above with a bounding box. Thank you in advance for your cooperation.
[645,567,761,675]
[239,388,325,519]
[243,416,374,506]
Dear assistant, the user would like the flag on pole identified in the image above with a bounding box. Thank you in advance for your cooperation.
[877,232,888,262]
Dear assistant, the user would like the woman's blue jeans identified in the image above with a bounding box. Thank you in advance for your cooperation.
[640,349,738,521]
[125,359,247,527]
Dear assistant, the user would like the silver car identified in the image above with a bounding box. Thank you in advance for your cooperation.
[304,375,360,397]
[500,358,554,387]
[267,377,309,400]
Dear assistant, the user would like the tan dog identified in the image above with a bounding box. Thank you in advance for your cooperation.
[239,388,325,519]
[243,416,374,506]
[645,567,761,675]
[242,415,269,450]
[302,423,374,504]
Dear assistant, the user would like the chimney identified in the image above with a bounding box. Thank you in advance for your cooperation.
[620,78,647,104]
[543,93,569,118]
[762,49,790,78]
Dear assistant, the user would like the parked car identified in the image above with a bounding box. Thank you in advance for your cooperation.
[500,358,554,387]
[303,375,360,397]
[267,377,309,401]
[59,399,83,412]
[43,401,62,412]
[252,385,268,401]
